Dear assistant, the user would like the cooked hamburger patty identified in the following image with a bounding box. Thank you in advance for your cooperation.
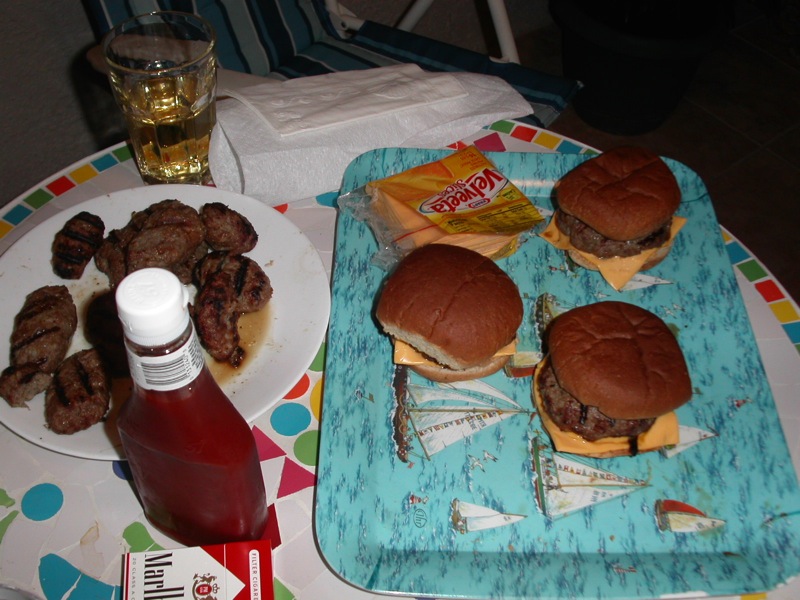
[539,359,654,441]
[45,348,110,435]
[555,209,672,259]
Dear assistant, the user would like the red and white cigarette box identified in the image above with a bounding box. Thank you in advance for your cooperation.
[123,541,274,600]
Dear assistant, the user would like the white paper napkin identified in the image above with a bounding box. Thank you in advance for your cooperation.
[225,64,468,136]
[209,66,533,205]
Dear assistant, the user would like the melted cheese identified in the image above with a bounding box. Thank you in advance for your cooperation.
[532,359,679,456]
[540,215,687,291]
[393,339,516,366]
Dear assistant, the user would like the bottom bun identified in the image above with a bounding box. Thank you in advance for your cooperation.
[567,239,674,273]
[411,354,510,383]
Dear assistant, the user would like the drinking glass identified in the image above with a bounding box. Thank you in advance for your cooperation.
[103,12,217,185]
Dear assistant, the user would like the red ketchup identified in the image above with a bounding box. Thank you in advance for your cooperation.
[115,268,267,546]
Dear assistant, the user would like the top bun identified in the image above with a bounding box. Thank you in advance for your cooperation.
[555,146,680,241]
[547,301,691,420]
[376,244,523,370]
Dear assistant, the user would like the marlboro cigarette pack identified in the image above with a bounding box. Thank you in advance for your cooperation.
[123,541,273,600]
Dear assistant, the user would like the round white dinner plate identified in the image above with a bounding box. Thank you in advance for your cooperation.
[0,185,331,460]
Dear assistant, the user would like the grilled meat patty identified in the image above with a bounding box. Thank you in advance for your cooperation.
[201,202,258,254]
[195,252,272,313]
[95,199,207,287]
[0,364,52,407]
[0,285,78,407]
[9,285,77,374]
[51,211,105,279]
[538,359,654,441]
[193,252,272,367]
[45,348,110,434]
[555,209,672,259]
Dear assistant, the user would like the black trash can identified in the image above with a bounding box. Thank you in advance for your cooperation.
[550,0,727,134]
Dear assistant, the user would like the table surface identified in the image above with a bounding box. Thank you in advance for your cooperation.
[1,121,799,600]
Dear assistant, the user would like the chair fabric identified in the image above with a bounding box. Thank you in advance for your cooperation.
[82,0,577,127]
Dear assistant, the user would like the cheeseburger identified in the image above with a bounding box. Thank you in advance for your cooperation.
[376,244,523,383]
[533,301,692,457]
[541,146,686,290]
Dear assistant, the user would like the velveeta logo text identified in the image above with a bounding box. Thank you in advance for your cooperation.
[419,168,506,214]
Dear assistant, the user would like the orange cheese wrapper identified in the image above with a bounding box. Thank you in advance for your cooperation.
[346,146,543,267]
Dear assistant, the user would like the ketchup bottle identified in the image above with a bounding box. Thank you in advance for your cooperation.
[115,268,267,546]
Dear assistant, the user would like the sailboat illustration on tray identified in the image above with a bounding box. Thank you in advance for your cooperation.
[655,499,726,533]
[660,425,717,458]
[531,437,648,519]
[393,374,531,462]
[450,498,526,534]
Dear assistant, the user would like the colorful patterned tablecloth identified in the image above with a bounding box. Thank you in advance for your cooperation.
[0,121,798,600]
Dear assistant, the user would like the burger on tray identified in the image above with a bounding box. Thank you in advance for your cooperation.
[541,146,686,291]
[376,244,523,383]
[533,301,692,458]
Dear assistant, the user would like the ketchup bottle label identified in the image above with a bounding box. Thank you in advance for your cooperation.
[126,328,206,391]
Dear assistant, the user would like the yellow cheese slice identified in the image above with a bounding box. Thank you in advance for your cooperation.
[532,358,679,456]
[393,339,516,366]
[540,214,687,290]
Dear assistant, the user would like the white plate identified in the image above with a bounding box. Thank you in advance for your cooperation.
[0,185,330,460]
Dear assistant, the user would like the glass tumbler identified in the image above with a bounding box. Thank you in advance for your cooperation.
[103,11,217,185]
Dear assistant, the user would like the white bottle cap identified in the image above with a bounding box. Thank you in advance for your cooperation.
[115,268,191,346]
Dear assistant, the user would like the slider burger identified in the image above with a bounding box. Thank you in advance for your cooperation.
[376,244,523,383]
[541,146,686,290]
[533,301,692,457]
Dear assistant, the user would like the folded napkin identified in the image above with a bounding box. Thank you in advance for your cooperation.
[209,65,533,205]
[226,64,468,136]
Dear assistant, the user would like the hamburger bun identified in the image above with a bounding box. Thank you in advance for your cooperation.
[410,354,512,383]
[376,244,523,382]
[556,146,681,242]
[534,301,692,457]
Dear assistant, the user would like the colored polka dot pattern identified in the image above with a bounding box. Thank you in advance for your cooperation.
[293,430,319,467]
[21,483,63,521]
[309,378,323,422]
[284,373,310,399]
[271,402,312,437]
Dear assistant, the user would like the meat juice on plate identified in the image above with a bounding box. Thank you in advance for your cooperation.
[111,73,216,185]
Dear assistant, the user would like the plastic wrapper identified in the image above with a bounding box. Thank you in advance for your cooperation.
[338,146,544,269]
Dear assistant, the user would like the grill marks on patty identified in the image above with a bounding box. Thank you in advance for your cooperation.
[193,252,272,367]
[556,209,672,259]
[51,211,105,279]
[45,348,110,434]
[0,286,78,407]
[539,359,655,441]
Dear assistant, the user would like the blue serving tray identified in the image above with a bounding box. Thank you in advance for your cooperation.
[315,149,800,599]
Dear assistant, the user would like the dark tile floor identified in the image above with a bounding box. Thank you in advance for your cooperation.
[517,1,800,302]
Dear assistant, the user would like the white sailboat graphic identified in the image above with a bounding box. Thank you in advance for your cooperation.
[660,425,718,458]
[450,498,526,534]
[398,379,531,461]
[655,499,726,533]
[621,273,673,291]
[531,437,648,519]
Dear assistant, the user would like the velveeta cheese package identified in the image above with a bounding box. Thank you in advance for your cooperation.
[122,541,274,600]
[359,146,543,265]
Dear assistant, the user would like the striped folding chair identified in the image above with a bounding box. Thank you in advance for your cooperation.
[82,0,577,127]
